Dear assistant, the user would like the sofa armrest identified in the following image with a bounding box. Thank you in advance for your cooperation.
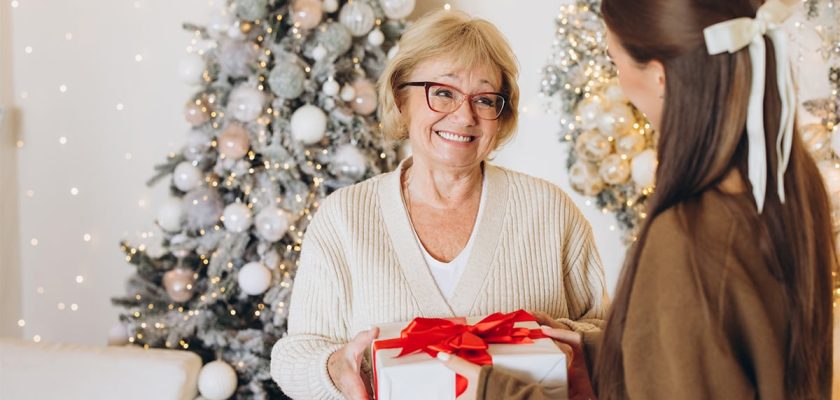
[0,338,202,400]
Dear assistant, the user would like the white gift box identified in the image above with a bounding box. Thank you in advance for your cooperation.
[372,315,568,400]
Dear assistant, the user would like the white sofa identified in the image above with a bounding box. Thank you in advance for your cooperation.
[0,338,202,400]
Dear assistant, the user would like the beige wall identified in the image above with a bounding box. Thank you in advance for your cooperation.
[0,0,22,338]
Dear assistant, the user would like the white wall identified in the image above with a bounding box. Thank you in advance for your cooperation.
[3,0,625,346]
[6,0,213,344]
[1,0,22,338]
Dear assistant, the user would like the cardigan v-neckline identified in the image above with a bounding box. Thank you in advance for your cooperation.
[377,157,509,317]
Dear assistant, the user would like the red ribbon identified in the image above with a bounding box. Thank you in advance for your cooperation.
[372,310,547,398]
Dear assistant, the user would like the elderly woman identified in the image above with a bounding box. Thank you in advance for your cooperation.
[271,10,608,400]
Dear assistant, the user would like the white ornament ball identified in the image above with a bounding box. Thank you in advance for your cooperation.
[367,28,385,46]
[255,206,292,242]
[631,149,658,188]
[333,144,368,180]
[339,1,375,36]
[197,361,238,400]
[268,61,306,100]
[223,202,252,233]
[312,45,328,61]
[173,162,203,192]
[322,78,340,96]
[616,133,646,157]
[107,324,130,346]
[387,44,400,59]
[207,12,235,38]
[578,97,605,129]
[604,82,627,103]
[158,197,185,232]
[179,53,205,85]
[380,0,415,19]
[340,84,356,102]
[238,262,272,295]
[182,188,225,229]
[290,105,328,145]
[569,160,604,196]
[831,125,840,157]
[183,129,211,162]
[228,85,265,122]
[322,0,339,12]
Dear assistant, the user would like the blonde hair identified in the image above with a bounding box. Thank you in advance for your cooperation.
[377,10,520,148]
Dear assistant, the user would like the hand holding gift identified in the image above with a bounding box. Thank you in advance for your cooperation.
[327,327,380,400]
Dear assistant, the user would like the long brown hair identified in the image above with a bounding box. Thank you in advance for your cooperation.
[597,0,836,398]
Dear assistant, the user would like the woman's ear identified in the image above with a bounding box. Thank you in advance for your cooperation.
[648,60,666,98]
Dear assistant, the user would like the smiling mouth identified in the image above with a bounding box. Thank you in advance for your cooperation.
[435,130,476,143]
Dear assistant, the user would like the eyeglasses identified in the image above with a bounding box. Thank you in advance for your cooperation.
[398,81,507,120]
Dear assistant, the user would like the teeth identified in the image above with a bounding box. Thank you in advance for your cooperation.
[436,131,473,143]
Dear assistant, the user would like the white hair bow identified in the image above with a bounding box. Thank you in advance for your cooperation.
[703,0,796,213]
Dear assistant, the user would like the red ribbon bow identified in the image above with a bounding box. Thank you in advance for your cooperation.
[372,310,547,398]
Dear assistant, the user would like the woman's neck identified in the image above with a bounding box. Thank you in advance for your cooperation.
[403,157,484,210]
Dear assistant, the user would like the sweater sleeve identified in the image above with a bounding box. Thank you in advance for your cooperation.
[270,204,351,400]
[558,201,609,333]
[476,365,566,400]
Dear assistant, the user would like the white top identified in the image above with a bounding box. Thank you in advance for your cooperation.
[411,176,487,300]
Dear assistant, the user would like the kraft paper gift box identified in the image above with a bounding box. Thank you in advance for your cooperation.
[371,310,568,400]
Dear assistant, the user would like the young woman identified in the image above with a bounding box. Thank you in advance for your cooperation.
[440,0,836,398]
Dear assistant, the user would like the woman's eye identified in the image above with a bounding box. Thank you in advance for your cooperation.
[432,89,454,98]
[474,96,495,107]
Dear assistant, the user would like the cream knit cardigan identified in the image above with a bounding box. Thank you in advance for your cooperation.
[271,159,608,399]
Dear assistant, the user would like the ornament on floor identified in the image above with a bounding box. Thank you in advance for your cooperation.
[197,360,238,400]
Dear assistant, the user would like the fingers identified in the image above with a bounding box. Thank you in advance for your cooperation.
[348,327,380,363]
[540,325,582,345]
[530,310,564,329]
[436,352,482,382]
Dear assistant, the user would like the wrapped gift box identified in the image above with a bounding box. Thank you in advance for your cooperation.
[371,311,568,400]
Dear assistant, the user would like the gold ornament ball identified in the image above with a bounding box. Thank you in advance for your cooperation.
[575,129,613,162]
[599,154,631,185]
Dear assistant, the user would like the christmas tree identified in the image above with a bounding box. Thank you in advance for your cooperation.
[112,0,414,398]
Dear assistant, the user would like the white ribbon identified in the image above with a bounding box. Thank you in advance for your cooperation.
[703,0,796,213]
